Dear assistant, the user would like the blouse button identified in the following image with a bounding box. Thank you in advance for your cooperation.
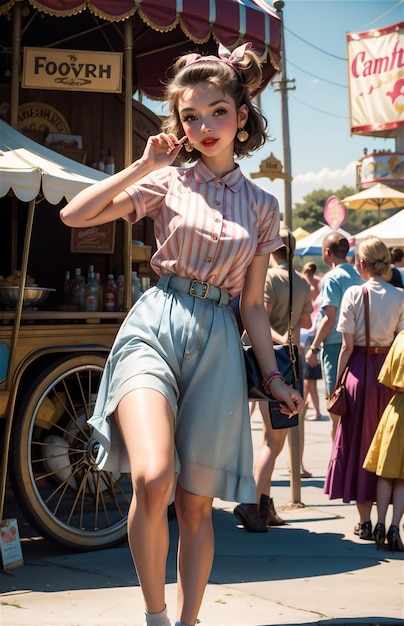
[206,257,212,262]
[215,200,220,206]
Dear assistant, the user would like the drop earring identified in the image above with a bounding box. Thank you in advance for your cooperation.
[184,140,194,152]
[236,128,249,142]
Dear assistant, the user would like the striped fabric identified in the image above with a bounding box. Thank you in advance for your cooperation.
[124,159,282,297]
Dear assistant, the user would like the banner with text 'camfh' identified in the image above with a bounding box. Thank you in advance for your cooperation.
[347,21,403,136]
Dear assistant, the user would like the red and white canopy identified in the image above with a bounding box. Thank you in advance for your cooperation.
[0,0,281,98]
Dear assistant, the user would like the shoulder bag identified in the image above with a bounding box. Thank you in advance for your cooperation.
[243,234,299,428]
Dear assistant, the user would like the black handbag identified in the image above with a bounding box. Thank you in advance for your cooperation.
[244,343,299,400]
[244,343,299,428]
[243,232,299,429]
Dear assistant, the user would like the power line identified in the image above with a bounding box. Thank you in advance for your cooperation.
[287,60,348,88]
[290,94,349,119]
[285,0,403,61]
[284,26,347,61]
[356,0,403,30]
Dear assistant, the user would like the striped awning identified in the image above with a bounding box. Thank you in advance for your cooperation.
[0,0,281,97]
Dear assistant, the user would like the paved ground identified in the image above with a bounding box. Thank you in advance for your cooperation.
[1,381,403,626]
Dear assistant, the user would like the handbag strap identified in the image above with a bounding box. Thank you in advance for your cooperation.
[363,285,370,380]
[363,286,370,350]
[286,232,298,383]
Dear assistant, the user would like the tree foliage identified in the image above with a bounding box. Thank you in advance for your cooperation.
[292,185,399,235]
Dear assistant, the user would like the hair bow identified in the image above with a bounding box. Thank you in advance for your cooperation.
[184,42,252,79]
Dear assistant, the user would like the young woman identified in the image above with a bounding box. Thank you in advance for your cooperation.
[363,330,404,553]
[60,43,303,626]
[324,236,404,541]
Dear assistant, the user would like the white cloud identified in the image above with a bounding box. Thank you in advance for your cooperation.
[248,161,358,210]
[291,161,357,204]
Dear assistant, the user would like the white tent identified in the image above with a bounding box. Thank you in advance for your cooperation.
[0,119,107,204]
[295,225,352,256]
[353,209,404,248]
[0,118,110,323]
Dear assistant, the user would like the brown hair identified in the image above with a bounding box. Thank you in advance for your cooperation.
[391,247,404,263]
[358,236,392,280]
[302,262,317,277]
[273,226,296,261]
[162,47,268,162]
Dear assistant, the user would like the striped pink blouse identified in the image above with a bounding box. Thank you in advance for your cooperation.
[124,160,282,298]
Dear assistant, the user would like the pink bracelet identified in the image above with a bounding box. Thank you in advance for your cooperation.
[262,371,285,395]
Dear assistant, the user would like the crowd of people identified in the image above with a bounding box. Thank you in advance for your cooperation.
[60,40,404,626]
[234,231,404,559]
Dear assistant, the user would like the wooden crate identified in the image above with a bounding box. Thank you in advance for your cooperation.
[132,243,152,262]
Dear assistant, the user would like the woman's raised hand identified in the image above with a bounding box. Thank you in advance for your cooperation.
[141,133,187,169]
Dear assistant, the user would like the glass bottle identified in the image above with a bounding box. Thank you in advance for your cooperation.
[116,274,125,311]
[105,147,115,175]
[71,268,85,311]
[103,274,117,312]
[131,271,142,304]
[84,265,99,312]
[63,270,71,305]
[98,149,105,172]
[95,272,102,310]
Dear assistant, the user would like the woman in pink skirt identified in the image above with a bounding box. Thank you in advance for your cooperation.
[324,236,404,540]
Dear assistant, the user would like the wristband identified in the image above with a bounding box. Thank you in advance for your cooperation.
[310,345,321,354]
[262,371,285,395]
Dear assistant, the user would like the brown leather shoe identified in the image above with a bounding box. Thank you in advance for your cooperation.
[234,503,268,532]
[268,497,285,526]
[259,494,270,525]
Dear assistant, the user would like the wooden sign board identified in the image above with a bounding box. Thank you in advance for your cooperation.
[71,223,116,254]
[23,47,122,93]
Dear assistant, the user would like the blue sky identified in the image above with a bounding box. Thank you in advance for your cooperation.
[248,0,404,210]
[144,0,403,213]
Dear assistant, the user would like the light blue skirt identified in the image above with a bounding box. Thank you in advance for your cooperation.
[89,276,256,503]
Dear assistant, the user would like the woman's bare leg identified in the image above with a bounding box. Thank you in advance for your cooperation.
[357,500,373,524]
[376,476,393,525]
[115,389,175,615]
[308,379,321,416]
[391,478,404,527]
[175,485,214,626]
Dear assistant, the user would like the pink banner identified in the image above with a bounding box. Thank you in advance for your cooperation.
[347,21,404,136]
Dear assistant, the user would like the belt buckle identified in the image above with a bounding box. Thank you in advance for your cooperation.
[190,280,210,299]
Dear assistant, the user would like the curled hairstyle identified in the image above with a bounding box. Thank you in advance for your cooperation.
[358,236,392,280]
[161,47,268,162]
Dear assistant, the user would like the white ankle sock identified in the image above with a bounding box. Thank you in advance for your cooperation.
[144,606,171,626]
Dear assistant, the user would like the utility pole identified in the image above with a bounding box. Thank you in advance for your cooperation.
[273,0,295,229]
[273,1,302,507]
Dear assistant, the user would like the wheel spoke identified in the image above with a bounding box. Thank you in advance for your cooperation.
[11,356,131,549]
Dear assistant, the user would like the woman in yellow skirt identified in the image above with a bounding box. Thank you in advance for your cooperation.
[363,330,404,553]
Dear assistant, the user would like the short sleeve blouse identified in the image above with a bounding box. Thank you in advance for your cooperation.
[337,277,404,346]
[124,160,282,297]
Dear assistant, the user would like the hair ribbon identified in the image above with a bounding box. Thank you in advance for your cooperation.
[184,42,252,80]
